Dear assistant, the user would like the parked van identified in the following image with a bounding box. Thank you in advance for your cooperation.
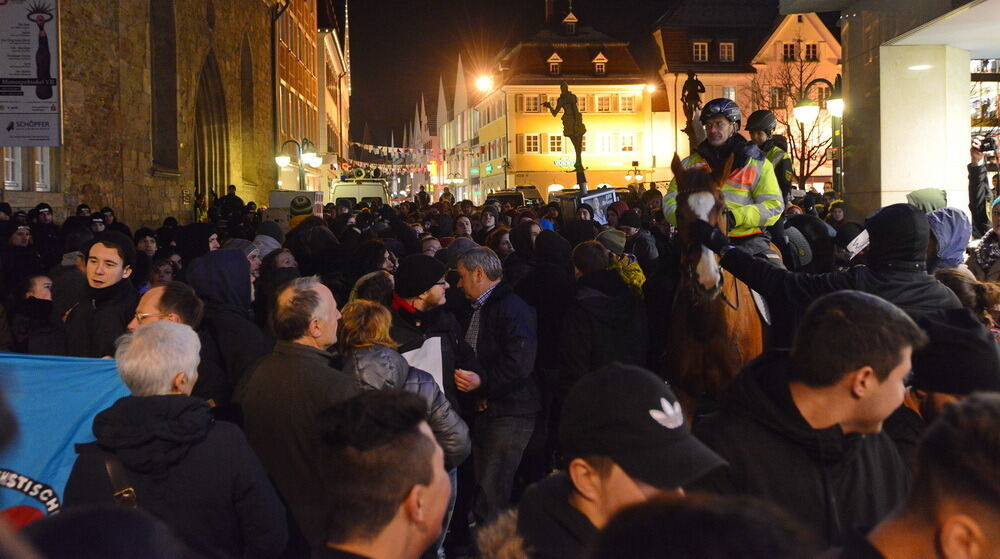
[331,178,390,209]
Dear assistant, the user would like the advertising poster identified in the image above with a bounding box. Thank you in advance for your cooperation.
[0,0,61,146]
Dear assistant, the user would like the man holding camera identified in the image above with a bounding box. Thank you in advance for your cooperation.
[970,135,997,238]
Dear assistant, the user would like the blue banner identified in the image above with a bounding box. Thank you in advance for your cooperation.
[0,354,128,519]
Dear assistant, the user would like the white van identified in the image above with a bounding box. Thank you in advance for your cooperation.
[331,179,390,209]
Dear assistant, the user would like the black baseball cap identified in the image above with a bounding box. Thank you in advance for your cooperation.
[559,364,726,490]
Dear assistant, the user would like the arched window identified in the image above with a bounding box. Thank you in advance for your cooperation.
[150,0,178,171]
[240,36,256,183]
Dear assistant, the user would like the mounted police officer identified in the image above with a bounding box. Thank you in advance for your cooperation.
[746,109,796,265]
[664,98,785,267]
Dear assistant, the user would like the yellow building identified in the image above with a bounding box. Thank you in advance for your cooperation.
[467,10,672,203]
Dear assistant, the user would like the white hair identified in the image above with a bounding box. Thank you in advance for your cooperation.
[115,321,201,396]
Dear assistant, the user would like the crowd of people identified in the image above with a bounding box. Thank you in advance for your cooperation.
[0,103,999,559]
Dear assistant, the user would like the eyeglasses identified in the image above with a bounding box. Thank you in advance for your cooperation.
[133,312,170,324]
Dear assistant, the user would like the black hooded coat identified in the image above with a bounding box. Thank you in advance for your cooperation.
[64,395,287,559]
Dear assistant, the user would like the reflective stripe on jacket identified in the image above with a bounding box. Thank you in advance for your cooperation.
[664,152,784,237]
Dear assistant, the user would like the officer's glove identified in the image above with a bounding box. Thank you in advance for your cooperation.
[690,219,730,254]
[725,208,736,231]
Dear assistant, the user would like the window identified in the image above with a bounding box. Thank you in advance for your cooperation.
[594,62,606,74]
[693,42,709,62]
[525,134,540,153]
[722,87,736,101]
[549,135,563,153]
[3,147,21,190]
[524,94,540,112]
[805,43,819,61]
[549,62,560,75]
[564,22,575,34]
[597,133,613,153]
[720,42,735,62]
[769,87,786,110]
[34,148,50,192]
[620,134,635,152]
[816,85,831,108]
[619,95,635,112]
[581,134,587,152]
[596,94,611,112]
[579,95,588,112]
[783,43,798,61]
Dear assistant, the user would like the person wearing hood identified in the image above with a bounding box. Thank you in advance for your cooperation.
[175,222,219,268]
[693,291,926,546]
[605,201,630,229]
[186,249,272,407]
[558,241,649,395]
[476,364,725,559]
[251,221,283,261]
[64,232,138,358]
[502,220,540,288]
[692,203,963,335]
[618,209,659,276]
[0,222,44,302]
[474,207,500,245]
[664,98,784,263]
[925,207,972,273]
[64,321,287,558]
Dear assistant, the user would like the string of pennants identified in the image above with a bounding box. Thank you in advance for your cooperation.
[349,142,488,159]
[339,159,428,175]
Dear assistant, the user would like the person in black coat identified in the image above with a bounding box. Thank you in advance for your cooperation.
[502,220,539,288]
[186,249,273,407]
[64,233,138,357]
[0,222,45,303]
[455,247,539,522]
[559,241,649,395]
[64,321,287,559]
[692,291,925,546]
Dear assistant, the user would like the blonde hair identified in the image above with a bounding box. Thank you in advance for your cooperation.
[338,299,399,351]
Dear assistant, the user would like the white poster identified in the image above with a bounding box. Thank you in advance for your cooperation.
[0,0,61,146]
[401,337,444,393]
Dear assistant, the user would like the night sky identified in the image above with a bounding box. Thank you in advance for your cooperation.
[347,0,677,144]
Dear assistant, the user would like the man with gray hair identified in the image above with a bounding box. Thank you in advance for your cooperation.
[240,276,359,554]
[456,247,539,522]
[64,322,287,558]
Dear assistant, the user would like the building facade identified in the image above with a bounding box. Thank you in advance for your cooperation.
[1,0,278,225]
[317,0,351,190]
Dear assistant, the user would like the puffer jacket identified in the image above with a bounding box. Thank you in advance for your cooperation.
[342,344,471,469]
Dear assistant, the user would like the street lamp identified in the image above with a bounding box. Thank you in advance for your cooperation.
[625,161,643,188]
[275,138,317,190]
[791,75,844,194]
[445,172,464,185]
[476,75,494,93]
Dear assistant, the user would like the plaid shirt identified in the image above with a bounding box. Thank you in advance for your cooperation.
[464,283,499,352]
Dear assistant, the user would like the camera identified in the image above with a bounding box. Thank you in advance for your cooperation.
[981,137,997,153]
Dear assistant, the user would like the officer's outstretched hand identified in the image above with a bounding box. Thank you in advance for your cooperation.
[690,219,729,254]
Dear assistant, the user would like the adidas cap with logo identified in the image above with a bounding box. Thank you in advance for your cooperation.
[558,363,726,491]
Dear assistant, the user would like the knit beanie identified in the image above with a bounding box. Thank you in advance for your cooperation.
[596,229,627,256]
[223,238,256,258]
[289,196,313,230]
[618,208,642,229]
[395,254,446,299]
[252,234,282,259]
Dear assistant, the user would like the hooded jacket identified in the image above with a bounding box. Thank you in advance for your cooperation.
[720,203,962,328]
[175,223,216,265]
[503,221,538,288]
[926,207,972,271]
[517,473,596,559]
[516,231,575,379]
[342,344,471,469]
[558,270,648,394]
[693,351,910,546]
[64,395,287,559]
[187,250,273,406]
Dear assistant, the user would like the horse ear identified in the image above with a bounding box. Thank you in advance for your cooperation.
[671,154,685,187]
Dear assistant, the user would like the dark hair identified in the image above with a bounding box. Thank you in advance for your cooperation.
[573,241,608,276]
[272,277,324,341]
[155,281,204,328]
[789,291,927,387]
[590,494,814,559]
[907,394,1000,517]
[317,390,435,543]
[485,227,511,254]
[87,232,137,269]
[350,270,394,307]
[133,228,157,244]
[933,268,1000,327]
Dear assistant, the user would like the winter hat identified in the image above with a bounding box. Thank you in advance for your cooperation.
[447,237,479,270]
[864,203,929,271]
[560,364,726,491]
[577,203,595,219]
[597,229,627,256]
[252,234,282,259]
[256,220,285,244]
[223,238,257,258]
[618,209,642,229]
[912,308,1000,395]
[395,254,446,299]
[926,207,973,270]
[289,195,313,230]
[608,201,630,218]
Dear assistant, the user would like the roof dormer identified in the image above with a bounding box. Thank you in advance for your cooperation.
[562,11,578,35]
[547,52,563,75]
[592,51,607,75]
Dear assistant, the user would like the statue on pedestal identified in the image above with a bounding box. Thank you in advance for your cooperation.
[681,71,706,150]
[543,81,588,193]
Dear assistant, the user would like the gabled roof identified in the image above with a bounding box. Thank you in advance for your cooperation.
[500,43,644,85]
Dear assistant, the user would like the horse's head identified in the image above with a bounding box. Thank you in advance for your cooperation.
[672,153,733,299]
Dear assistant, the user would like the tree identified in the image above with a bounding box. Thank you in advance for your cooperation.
[744,40,834,189]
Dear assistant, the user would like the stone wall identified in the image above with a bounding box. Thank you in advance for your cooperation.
[55,0,277,228]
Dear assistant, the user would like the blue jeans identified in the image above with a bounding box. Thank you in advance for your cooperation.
[472,410,536,522]
[421,468,458,559]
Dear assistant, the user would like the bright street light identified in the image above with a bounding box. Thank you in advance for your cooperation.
[646,84,656,93]
[476,75,494,92]
[793,98,820,124]
[274,155,291,167]
[827,97,844,118]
